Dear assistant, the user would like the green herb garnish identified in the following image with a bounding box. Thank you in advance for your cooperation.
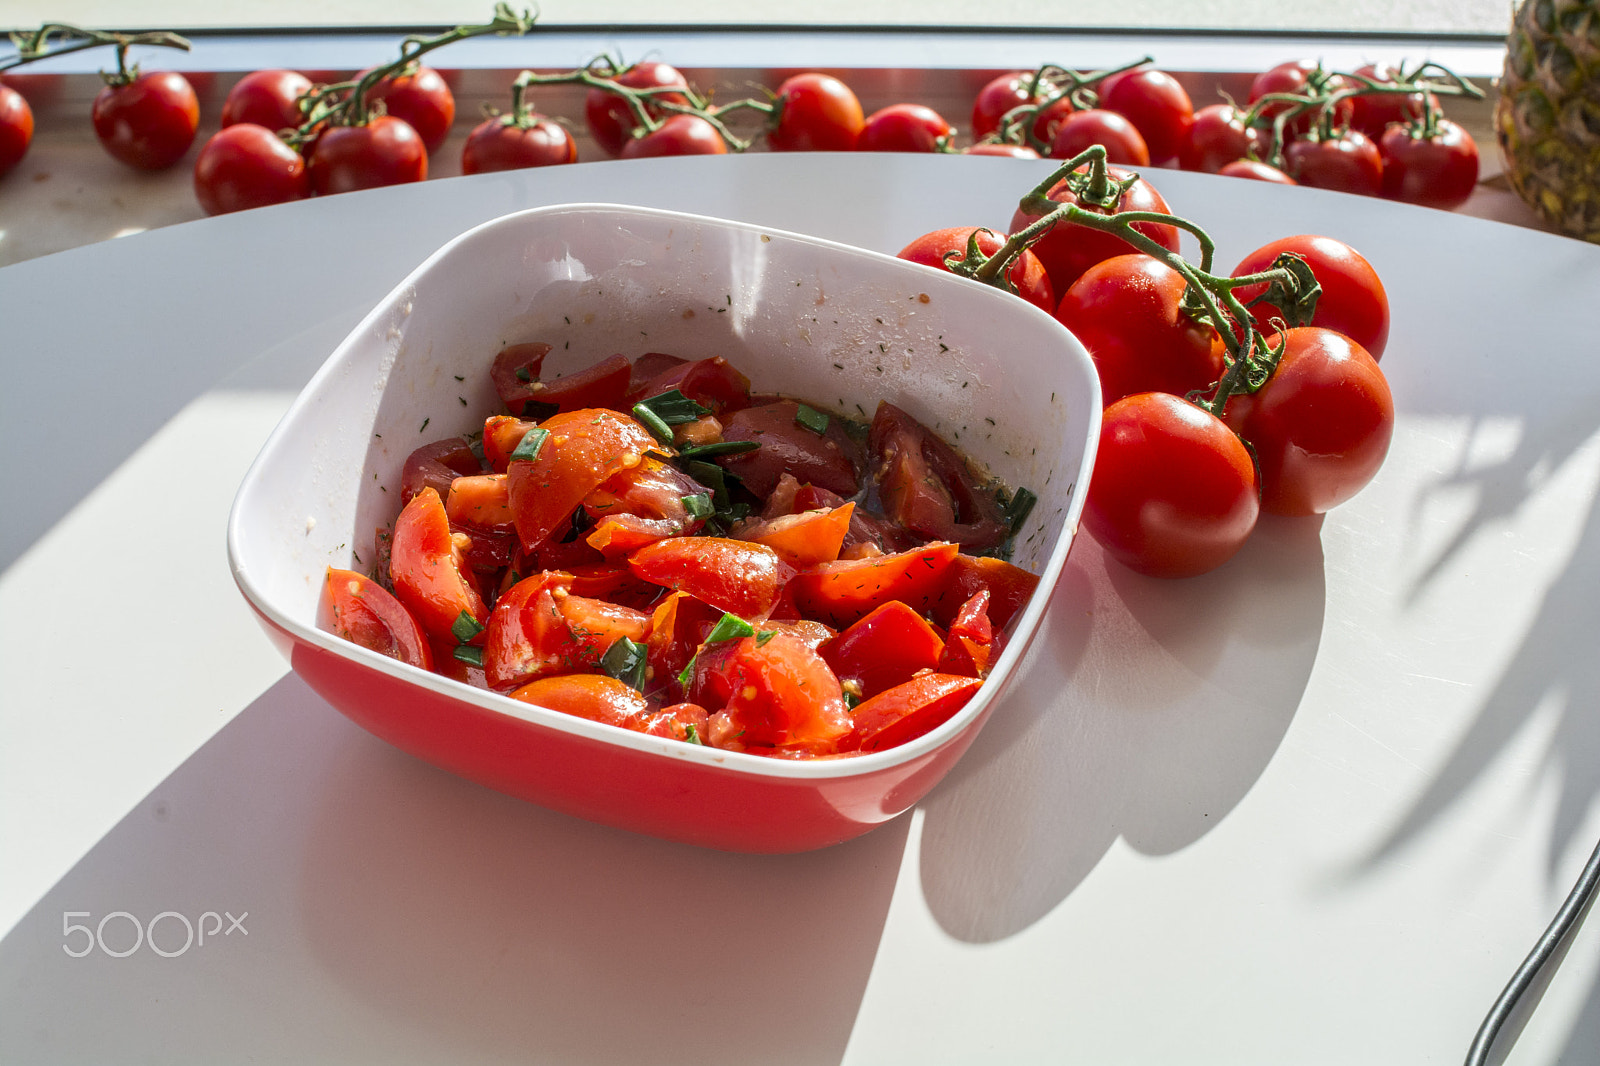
[794,404,829,435]
[599,637,648,691]
[451,611,485,644]
[678,440,760,460]
[510,427,549,463]
[705,613,756,644]
[452,645,484,667]
[681,492,714,519]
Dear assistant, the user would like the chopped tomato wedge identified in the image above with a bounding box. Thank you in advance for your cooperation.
[506,409,657,552]
[717,400,862,497]
[636,355,751,413]
[645,591,723,700]
[509,673,649,728]
[483,415,540,472]
[689,633,851,752]
[557,593,651,665]
[389,486,488,641]
[928,553,1041,629]
[760,618,836,651]
[628,536,796,622]
[523,352,632,414]
[788,541,960,627]
[491,341,551,416]
[821,600,947,698]
[935,590,995,678]
[566,562,666,609]
[322,567,433,670]
[445,473,514,530]
[625,352,689,403]
[846,673,983,753]
[869,401,1009,551]
[481,571,575,691]
[401,436,480,505]
[638,702,712,743]
[736,503,854,568]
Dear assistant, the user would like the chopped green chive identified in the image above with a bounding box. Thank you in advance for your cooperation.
[451,611,485,644]
[514,366,533,382]
[510,427,549,463]
[631,403,674,445]
[636,389,711,426]
[599,637,648,691]
[684,723,703,745]
[678,440,760,460]
[452,645,484,667]
[843,689,861,710]
[705,613,755,644]
[681,492,714,519]
[678,657,697,689]
[794,404,829,435]
[1006,486,1039,535]
[755,629,778,648]
[684,460,731,509]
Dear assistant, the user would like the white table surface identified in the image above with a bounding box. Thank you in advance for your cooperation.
[3,152,1599,1064]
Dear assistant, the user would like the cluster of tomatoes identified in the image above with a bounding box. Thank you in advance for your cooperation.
[325,344,1040,758]
[895,152,1395,578]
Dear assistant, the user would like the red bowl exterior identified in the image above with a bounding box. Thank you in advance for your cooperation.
[248,602,1003,853]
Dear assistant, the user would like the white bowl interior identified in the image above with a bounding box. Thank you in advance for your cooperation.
[229,203,1100,775]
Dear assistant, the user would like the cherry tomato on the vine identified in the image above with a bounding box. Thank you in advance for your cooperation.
[1218,158,1296,184]
[1378,119,1479,210]
[897,226,1055,314]
[461,113,576,173]
[1249,59,1354,136]
[970,71,1041,141]
[0,81,33,177]
[767,72,863,151]
[193,123,310,215]
[221,69,312,131]
[1231,234,1390,360]
[1284,128,1383,196]
[364,65,455,153]
[1222,327,1393,516]
[1055,253,1225,406]
[306,115,428,195]
[857,103,951,153]
[92,70,200,171]
[1048,108,1149,165]
[1179,103,1263,173]
[585,61,690,157]
[1096,67,1194,165]
[619,114,727,158]
[1009,164,1181,294]
[1348,63,1437,141]
[1084,391,1259,579]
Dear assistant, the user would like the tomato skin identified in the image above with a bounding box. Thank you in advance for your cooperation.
[1218,158,1296,184]
[0,82,34,177]
[490,341,550,416]
[322,567,433,670]
[690,633,851,752]
[620,114,728,158]
[1054,253,1226,407]
[365,65,455,153]
[389,486,489,640]
[462,115,576,173]
[92,71,200,170]
[970,71,1038,141]
[821,600,946,699]
[628,537,796,623]
[585,61,690,157]
[1010,165,1181,295]
[193,123,310,215]
[897,226,1055,314]
[927,553,1039,630]
[789,541,961,627]
[1084,393,1259,579]
[736,503,854,569]
[869,401,1010,550]
[1249,60,1354,136]
[1179,103,1263,173]
[1223,327,1393,516]
[505,409,657,551]
[220,69,312,131]
[1048,108,1150,166]
[1096,67,1194,165]
[1231,235,1390,360]
[768,73,863,151]
[1348,63,1438,140]
[1284,130,1383,196]
[510,673,650,729]
[401,436,480,505]
[482,571,575,691]
[846,673,983,753]
[306,116,428,194]
[716,400,862,498]
[1378,120,1479,211]
[857,103,951,153]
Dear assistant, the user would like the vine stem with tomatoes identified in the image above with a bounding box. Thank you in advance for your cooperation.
[0,23,190,76]
[980,56,1155,153]
[943,145,1320,414]
[283,3,535,149]
[523,59,762,152]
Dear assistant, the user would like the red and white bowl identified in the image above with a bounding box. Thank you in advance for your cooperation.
[227,203,1100,852]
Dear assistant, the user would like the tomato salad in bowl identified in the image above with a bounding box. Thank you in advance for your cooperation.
[227,203,1100,852]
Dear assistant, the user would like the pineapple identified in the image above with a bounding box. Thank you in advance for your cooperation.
[1496,0,1600,242]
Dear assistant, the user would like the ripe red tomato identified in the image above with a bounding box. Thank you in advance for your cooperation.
[1249,59,1354,136]
[1096,67,1194,165]
[91,71,200,170]
[322,567,433,671]
[1084,392,1259,578]
[1179,102,1263,172]
[1055,253,1226,406]
[1223,327,1393,515]
[1284,128,1383,196]
[896,226,1055,314]
[767,72,863,151]
[193,123,310,215]
[1378,119,1479,210]
[364,65,455,153]
[1348,63,1438,140]
[389,486,488,640]
[857,103,952,152]
[619,114,726,158]
[461,114,576,173]
[1218,158,1296,184]
[221,69,312,131]
[970,71,1040,141]
[1048,108,1149,165]
[1231,234,1390,360]
[585,61,690,157]
[306,115,428,194]
[1009,164,1181,294]
[0,81,33,177]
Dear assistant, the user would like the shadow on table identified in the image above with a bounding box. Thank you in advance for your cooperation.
[0,673,907,1065]
[916,514,1327,943]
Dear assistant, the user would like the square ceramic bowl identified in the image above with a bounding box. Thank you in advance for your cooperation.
[227,203,1100,853]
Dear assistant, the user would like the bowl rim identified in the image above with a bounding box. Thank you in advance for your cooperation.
[226,200,1101,783]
